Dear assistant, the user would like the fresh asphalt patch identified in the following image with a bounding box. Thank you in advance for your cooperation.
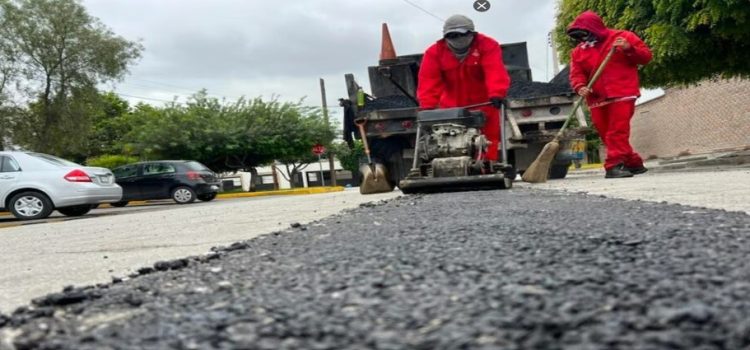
[2,189,750,349]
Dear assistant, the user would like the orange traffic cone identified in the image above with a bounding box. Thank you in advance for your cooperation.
[380,23,397,61]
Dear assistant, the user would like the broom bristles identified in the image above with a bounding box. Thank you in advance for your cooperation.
[522,140,561,183]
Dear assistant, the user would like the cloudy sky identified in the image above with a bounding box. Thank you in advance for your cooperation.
[82,0,598,123]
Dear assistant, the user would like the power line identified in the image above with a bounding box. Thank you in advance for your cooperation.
[116,78,343,107]
[115,92,178,103]
[398,0,444,22]
[128,78,242,99]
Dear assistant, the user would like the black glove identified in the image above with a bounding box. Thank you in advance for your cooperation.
[489,97,504,109]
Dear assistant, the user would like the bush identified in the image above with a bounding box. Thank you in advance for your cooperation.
[330,141,364,175]
[86,154,138,169]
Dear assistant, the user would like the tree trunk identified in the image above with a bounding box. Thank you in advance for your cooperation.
[288,170,297,189]
[248,167,259,192]
[39,74,53,152]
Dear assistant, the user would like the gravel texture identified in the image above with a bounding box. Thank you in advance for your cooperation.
[361,95,418,112]
[2,189,750,350]
[506,80,573,100]
[549,67,571,86]
[363,79,574,112]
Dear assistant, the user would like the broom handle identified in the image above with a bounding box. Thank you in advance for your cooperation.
[556,47,617,139]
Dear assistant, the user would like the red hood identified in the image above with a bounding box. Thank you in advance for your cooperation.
[567,11,609,40]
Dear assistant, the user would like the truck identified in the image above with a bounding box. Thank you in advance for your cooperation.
[340,25,588,192]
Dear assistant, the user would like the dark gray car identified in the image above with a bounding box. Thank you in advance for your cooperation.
[111,160,220,206]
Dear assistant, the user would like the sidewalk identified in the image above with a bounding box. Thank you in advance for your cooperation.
[569,149,750,176]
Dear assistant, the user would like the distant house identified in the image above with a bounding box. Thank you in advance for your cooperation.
[220,159,357,192]
[631,79,750,159]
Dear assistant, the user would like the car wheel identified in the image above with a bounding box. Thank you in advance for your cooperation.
[57,205,92,217]
[110,201,129,208]
[198,193,217,202]
[172,186,196,204]
[9,191,54,221]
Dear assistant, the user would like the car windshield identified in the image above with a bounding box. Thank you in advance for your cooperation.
[26,152,81,167]
[185,161,211,171]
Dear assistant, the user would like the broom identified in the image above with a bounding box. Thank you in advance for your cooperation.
[522,47,617,183]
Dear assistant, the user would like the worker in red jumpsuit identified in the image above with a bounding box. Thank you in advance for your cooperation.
[417,14,510,162]
[567,11,652,178]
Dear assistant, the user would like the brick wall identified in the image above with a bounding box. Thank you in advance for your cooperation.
[631,79,750,159]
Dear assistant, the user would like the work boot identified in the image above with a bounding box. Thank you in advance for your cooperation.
[626,165,648,175]
[605,164,634,178]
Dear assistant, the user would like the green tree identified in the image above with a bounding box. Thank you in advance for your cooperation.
[122,93,334,191]
[273,106,334,188]
[330,140,364,184]
[0,0,142,154]
[555,0,750,87]
[87,92,133,157]
[0,22,19,151]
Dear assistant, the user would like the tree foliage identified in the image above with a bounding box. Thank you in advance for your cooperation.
[119,92,335,190]
[555,0,750,87]
[330,141,364,176]
[0,0,142,154]
[85,154,138,169]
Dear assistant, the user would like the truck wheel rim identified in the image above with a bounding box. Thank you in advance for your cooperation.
[174,189,192,202]
[15,196,43,217]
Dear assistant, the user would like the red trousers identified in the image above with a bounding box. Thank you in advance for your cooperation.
[479,106,500,161]
[590,100,643,170]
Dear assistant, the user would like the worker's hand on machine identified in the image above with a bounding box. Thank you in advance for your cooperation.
[489,97,505,109]
[613,37,631,50]
[577,86,592,97]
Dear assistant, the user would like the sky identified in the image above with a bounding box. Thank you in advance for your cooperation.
[82,0,661,124]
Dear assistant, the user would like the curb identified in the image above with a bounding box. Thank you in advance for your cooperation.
[217,187,345,199]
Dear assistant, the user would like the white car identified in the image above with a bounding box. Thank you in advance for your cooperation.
[0,151,122,220]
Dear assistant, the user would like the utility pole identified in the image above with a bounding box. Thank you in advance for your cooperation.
[549,31,561,76]
[320,78,337,186]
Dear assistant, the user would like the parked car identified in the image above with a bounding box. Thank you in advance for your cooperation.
[0,151,122,220]
[111,160,220,206]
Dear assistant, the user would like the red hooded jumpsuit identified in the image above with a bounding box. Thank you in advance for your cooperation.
[568,11,652,171]
[417,33,510,161]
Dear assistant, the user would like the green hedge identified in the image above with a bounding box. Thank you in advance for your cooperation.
[86,154,139,170]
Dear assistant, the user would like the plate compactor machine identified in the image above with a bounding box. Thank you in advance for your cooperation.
[398,106,514,194]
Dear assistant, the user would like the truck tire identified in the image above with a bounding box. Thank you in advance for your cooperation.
[370,137,410,188]
[388,148,411,189]
[549,163,570,179]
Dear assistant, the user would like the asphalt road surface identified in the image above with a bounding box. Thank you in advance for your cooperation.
[2,172,749,349]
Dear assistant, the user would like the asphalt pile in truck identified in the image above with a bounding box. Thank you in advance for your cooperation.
[359,80,572,112]
[506,80,573,100]
[3,190,750,349]
[360,95,417,112]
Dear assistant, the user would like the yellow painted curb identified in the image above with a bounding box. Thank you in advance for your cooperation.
[217,186,345,199]
[99,201,148,209]
[570,163,603,171]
